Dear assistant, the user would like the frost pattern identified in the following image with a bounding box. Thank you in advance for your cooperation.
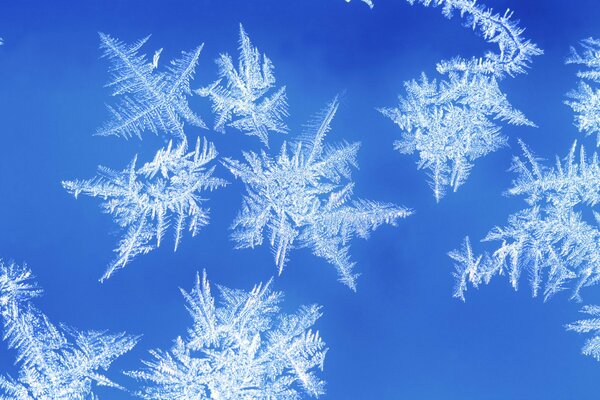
[450,140,600,301]
[127,270,327,399]
[223,97,412,290]
[567,305,600,362]
[374,0,541,200]
[62,137,227,281]
[566,38,600,146]
[98,32,206,139]
[380,72,534,201]
[345,0,374,8]
[197,24,288,146]
[0,261,138,399]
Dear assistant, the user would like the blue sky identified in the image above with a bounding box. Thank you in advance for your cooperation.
[1,0,600,398]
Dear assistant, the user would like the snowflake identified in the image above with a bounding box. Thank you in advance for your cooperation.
[127,270,327,399]
[450,140,600,301]
[223,97,411,290]
[380,72,534,201]
[566,305,600,362]
[98,32,206,139]
[197,24,288,146]
[566,38,600,146]
[62,137,227,281]
[0,261,138,399]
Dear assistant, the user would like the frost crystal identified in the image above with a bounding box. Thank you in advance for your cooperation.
[450,140,600,302]
[223,97,412,290]
[98,32,206,139]
[345,0,374,8]
[0,261,138,399]
[380,72,534,201]
[374,0,541,200]
[197,24,288,146]
[63,137,227,281]
[127,270,327,399]
[566,38,600,146]
[566,305,600,361]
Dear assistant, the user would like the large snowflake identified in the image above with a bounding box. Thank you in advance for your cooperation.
[565,38,600,146]
[450,140,600,301]
[127,270,327,399]
[63,137,227,281]
[197,24,288,146]
[98,32,206,139]
[223,97,411,290]
[380,72,534,201]
[0,261,138,399]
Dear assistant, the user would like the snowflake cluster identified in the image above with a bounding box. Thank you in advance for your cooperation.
[0,261,138,399]
[450,141,600,302]
[224,97,411,290]
[127,271,327,399]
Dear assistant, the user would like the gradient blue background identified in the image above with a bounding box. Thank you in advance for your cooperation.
[1,0,599,398]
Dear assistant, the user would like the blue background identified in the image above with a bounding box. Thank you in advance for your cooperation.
[1,0,599,398]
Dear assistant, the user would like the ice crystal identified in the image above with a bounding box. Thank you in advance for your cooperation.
[223,97,412,290]
[197,24,288,146]
[375,0,540,201]
[380,72,534,201]
[566,38,600,146]
[450,140,600,301]
[127,270,327,399]
[98,32,206,139]
[0,261,138,399]
[566,305,600,361]
[62,137,227,281]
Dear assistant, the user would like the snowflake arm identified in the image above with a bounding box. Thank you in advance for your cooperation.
[197,24,288,146]
[127,271,327,399]
[98,32,206,139]
[0,261,138,399]
[63,137,227,281]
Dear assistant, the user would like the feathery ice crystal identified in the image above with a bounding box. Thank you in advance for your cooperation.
[223,97,411,290]
[63,137,227,281]
[127,270,327,399]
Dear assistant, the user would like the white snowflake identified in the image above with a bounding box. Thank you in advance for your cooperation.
[566,38,600,146]
[223,97,411,290]
[197,24,288,146]
[127,270,327,399]
[450,140,600,301]
[380,72,534,201]
[0,261,138,399]
[98,32,206,139]
[62,137,227,281]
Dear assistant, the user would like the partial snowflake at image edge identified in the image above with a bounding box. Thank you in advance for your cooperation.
[224,96,412,290]
[127,270,327,400]
[0,261,138,399]
[450,140,600,302]
[197,24,289,147]
[98,32,206,140]
[566,38,600,146]
[62,137,227,281]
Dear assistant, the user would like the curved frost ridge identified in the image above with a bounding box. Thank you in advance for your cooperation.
[127,270,327,399]
[0,261,139,399]
[98,32,206,139]
[197,24,289,147]
[566,38,600,146]
[223,96,412,290]
[450,140,600,302]
[63,137,228,281]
